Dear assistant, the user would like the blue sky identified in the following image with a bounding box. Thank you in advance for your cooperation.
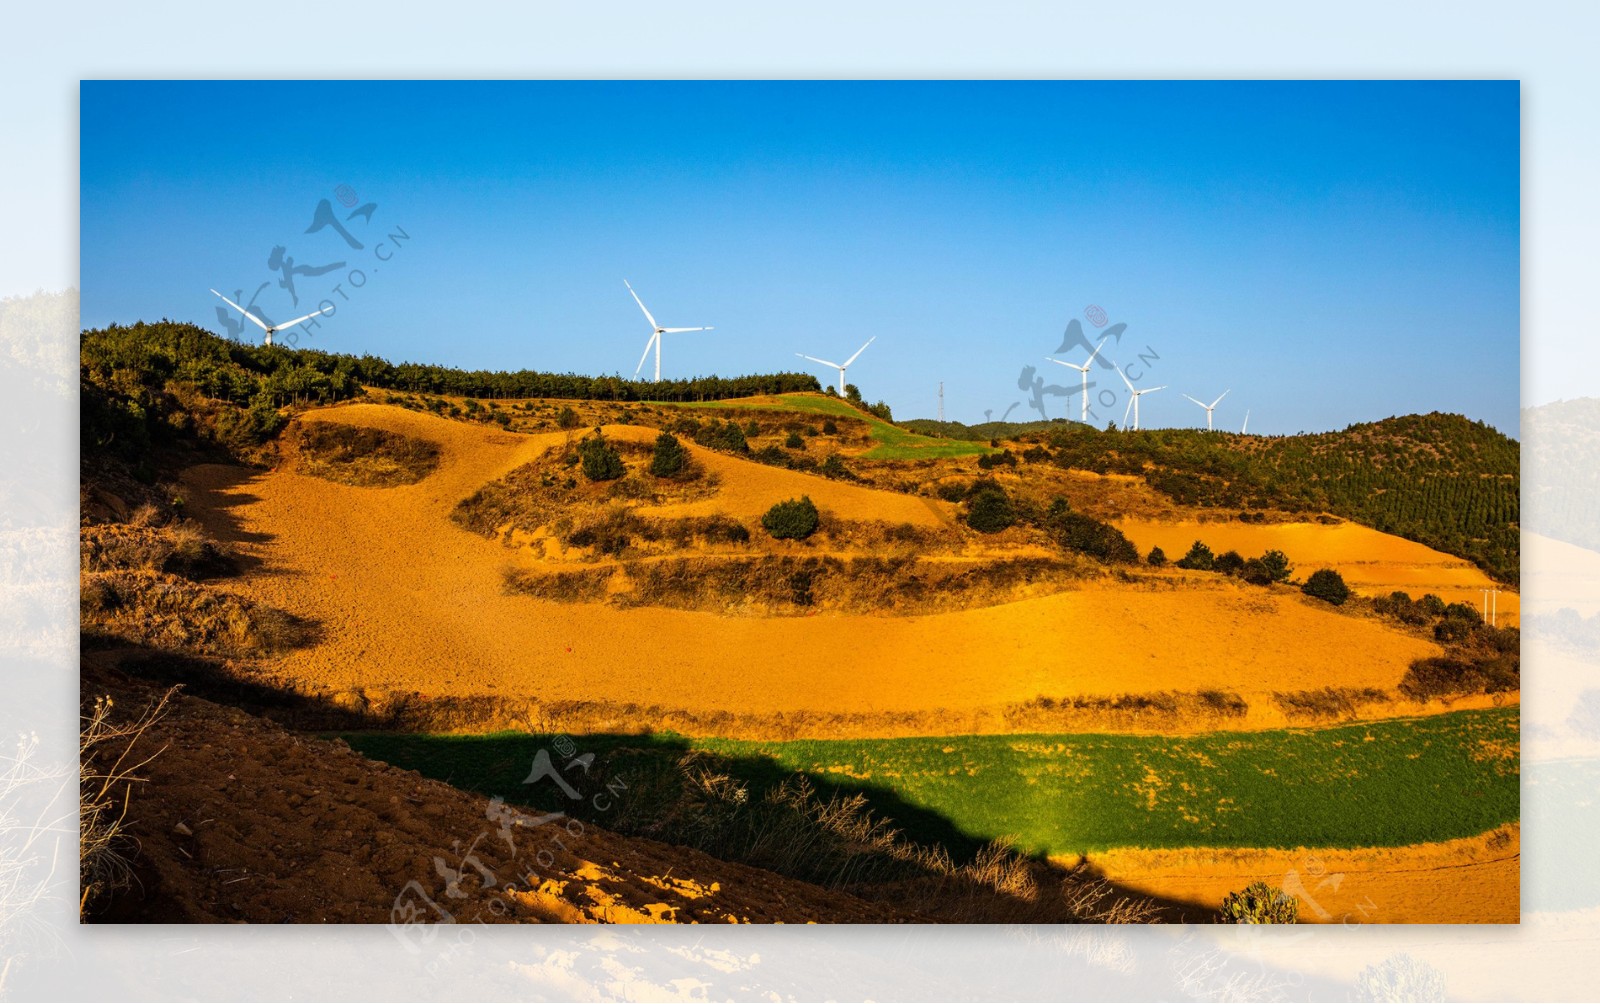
[80,80,1519,434]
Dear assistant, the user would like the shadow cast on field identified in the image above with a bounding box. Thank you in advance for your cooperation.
[86,643,1217,923]
[178,463,278,573]
[330,728,1215,923]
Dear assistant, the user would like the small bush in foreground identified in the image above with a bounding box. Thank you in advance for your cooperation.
[649,431,687,477]
[1146,546,1168,567]
[1301,568,1350,606]
[1175,540,1215,571]
[1217,881,1299,924]
[1260,548,1292,583]
[965,485,1015,534]
[578,433,626,482]
[762,496,820,540]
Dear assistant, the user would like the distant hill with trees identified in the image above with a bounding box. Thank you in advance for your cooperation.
[911,412,1519,585]
[80,320,819,462]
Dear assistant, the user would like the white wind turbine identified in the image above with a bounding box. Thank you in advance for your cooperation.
[1181,389,1231,431]
[1242,409,1251,434]
[625,279,713,381]
[210,289,328,347]
[797,337,875,397]
[1046,337,1109,422]
[1114,363,1166,431]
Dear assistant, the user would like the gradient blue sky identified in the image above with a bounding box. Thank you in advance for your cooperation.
[80,80,1519,434]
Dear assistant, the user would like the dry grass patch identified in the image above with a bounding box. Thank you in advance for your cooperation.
[81,570,310,657]
[292,421,441,486]
[506,554,1093,616]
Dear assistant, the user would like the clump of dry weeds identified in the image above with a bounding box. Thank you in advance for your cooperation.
[80,687,175,918]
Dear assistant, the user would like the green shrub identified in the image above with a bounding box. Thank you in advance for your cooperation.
[649,431,688,477]
[1215,550,1245,576]
[744,419,761,439]
[1175,540,1215,571]
[1217,881,1299,924]
[935,481,968,503]
[1240,558,1273,585]
[784,430,804,449]
[819,454,853,481]
[578,433,626,482]
[965,485,1015,534]
[762,496,820,540]
[556,406,580,430]
[1047,509,1139,563]
[695,419,750,454]
[1147,546,1168,567]
[1302,568,1350,606]
[822,418,838,435]
[1260,549,1293,583]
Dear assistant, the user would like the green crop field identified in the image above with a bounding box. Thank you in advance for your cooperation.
[342,706,1518,858]
[671,393,997,460]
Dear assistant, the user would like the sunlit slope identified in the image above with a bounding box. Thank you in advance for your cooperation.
[181,404,1440,734]
[1118,517,1519,626]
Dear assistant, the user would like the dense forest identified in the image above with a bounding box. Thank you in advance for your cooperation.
[80,321,819,461]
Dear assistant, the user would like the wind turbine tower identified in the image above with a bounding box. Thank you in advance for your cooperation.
[1046,337,1109,422]
[797,337,875,397]
[625,279,713,382]
[1181,389,1231,431]
[1114,363,1166,432]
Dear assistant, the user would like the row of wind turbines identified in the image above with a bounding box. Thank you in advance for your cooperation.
[214,278,1250,433]
[1046,337,1250,434]
[623,279,874,397]
[624,279,1253,432]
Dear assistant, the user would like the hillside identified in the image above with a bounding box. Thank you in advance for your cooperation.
[80,320,822,466]
[908,414,1519,584]
[78,320,1519,924]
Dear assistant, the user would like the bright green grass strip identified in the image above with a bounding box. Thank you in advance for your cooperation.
[694,708,1519,854]
[340,707,1518,857]
[666,393,996,460]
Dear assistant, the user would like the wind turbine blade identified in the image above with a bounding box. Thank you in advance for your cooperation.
[211,289,270,332]
[1083,337,1108,368]
[797,353,842,368]
[1122,394,1134,428]
[1209,389,1231,409]
[1182,394,1206,408]
[1111,363,1136,393]
[660,327,709,333]
[1242,410,1250,434]
[1045,357,1081,370]
[635,333,658,377]
[842,336,876,369]
[1144,385,1167,394]
[274,306,329,330]
[623,280,659,331]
